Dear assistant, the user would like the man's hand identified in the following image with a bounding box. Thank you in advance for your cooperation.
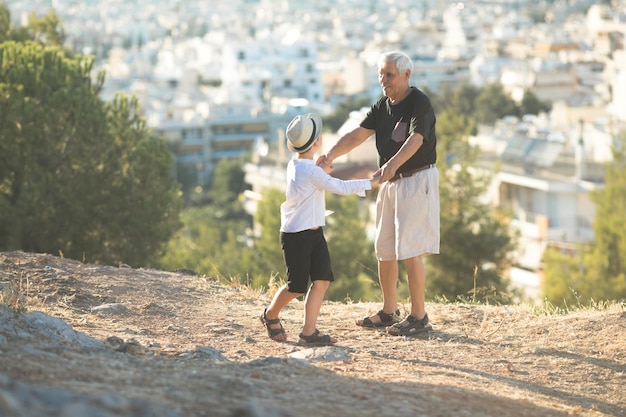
[374,162,398,184]
[316,154,328,166]
[316,154,334,173]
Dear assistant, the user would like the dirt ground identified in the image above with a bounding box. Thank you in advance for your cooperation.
[0,251,624,417]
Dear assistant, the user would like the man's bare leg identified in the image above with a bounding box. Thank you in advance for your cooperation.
[356,259,400,327]
[403,255,426,319]
[378,259,399,314]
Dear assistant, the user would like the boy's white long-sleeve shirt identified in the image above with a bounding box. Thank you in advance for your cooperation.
[280,159,372,233]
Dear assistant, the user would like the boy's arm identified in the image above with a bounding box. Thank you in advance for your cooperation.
[311,167,374,197]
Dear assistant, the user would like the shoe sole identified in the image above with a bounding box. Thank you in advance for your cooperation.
[357,321,399,328]
[386,323,432,336]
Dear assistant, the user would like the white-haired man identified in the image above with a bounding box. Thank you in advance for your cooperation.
[317,51,440,336]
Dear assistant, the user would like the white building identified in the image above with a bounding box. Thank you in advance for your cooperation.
[153,100,280,187]
[606,50,626,122]
[471,112,615,301]
[221,37,325,111]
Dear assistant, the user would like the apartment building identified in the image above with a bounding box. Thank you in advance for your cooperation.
[471,113,613,299]
[221,38,325,111]
[154,103,275,187]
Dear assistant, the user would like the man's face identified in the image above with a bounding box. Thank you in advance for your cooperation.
[378,60,409,101]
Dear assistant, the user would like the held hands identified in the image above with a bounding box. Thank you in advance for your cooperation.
[370,163,398,186]
[370,172,382,188]
[317,153,393,185]
[375,163,398,184]
[316,154,334,174]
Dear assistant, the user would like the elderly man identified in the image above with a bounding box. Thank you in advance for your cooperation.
[317,50,439,336]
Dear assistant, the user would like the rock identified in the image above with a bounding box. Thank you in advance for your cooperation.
[230,399,295,417]
[0,306,103,349]
[288,346,349,363]
[91,303,129,315]
[0,373,181,417]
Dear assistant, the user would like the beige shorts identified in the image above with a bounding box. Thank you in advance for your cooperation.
[375,167,440,261]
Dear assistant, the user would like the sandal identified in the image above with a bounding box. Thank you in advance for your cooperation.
[356,309,401,328]
[260,308,287,341]
[386,314,432,336]
[298,329,335,346]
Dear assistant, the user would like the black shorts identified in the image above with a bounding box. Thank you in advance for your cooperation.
[280,228,334,294]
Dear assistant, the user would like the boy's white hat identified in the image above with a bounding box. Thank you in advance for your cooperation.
[286,113,323,153]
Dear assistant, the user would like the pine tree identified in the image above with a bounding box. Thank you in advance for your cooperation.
[0,41,181,265]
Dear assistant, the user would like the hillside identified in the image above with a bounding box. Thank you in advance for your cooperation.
[0,251,624,417]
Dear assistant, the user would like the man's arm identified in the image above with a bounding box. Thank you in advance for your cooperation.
[376,132,424,182]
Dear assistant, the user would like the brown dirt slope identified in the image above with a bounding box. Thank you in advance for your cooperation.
[0,251,624,417]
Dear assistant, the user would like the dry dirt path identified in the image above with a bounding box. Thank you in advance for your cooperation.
[0,251,624,417]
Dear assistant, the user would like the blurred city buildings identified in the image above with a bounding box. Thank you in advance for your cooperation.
[8,0,626,300]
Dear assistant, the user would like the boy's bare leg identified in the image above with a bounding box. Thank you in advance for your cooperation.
[302,280,336,342]
[264,285,302,341]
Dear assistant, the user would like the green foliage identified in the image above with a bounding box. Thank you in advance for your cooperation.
[94,95,182,265]
[0,41,181,265]
[184,158,252,227]
[324,194,379,302]
[0,4,10,43]
[158,205,257,282]
[22,9,66,46]
[426,108,516,301]
[0,4,26,43]
[0,4,64,46]
[161,165,308,288]
[253,187,285,282]
[535,293,624,316]
[542,134,626,306]
[541,246,589,307]
[589,133,626,284]
[431,82,551,127]
[428,84,480,130]
[323,95,372,132]
[158,160,262,282]
[436,109,479,168]
[475,83,520,125]
[203,157,250,214]
[520,89,551,116]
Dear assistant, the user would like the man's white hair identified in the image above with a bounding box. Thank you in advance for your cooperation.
[377,51,413,75]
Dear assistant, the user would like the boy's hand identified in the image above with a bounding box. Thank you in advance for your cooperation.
[317,154,334,174]
[321,163,334,174]
[370,172,382,187]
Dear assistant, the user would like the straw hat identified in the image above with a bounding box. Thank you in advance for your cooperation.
[285,113,323,153]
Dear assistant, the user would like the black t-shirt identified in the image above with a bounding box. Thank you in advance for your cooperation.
[360,86,437,173]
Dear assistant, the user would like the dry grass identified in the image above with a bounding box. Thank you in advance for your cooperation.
[0,250,624,417]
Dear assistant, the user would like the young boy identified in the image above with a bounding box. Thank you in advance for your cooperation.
[260,113,378,345]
